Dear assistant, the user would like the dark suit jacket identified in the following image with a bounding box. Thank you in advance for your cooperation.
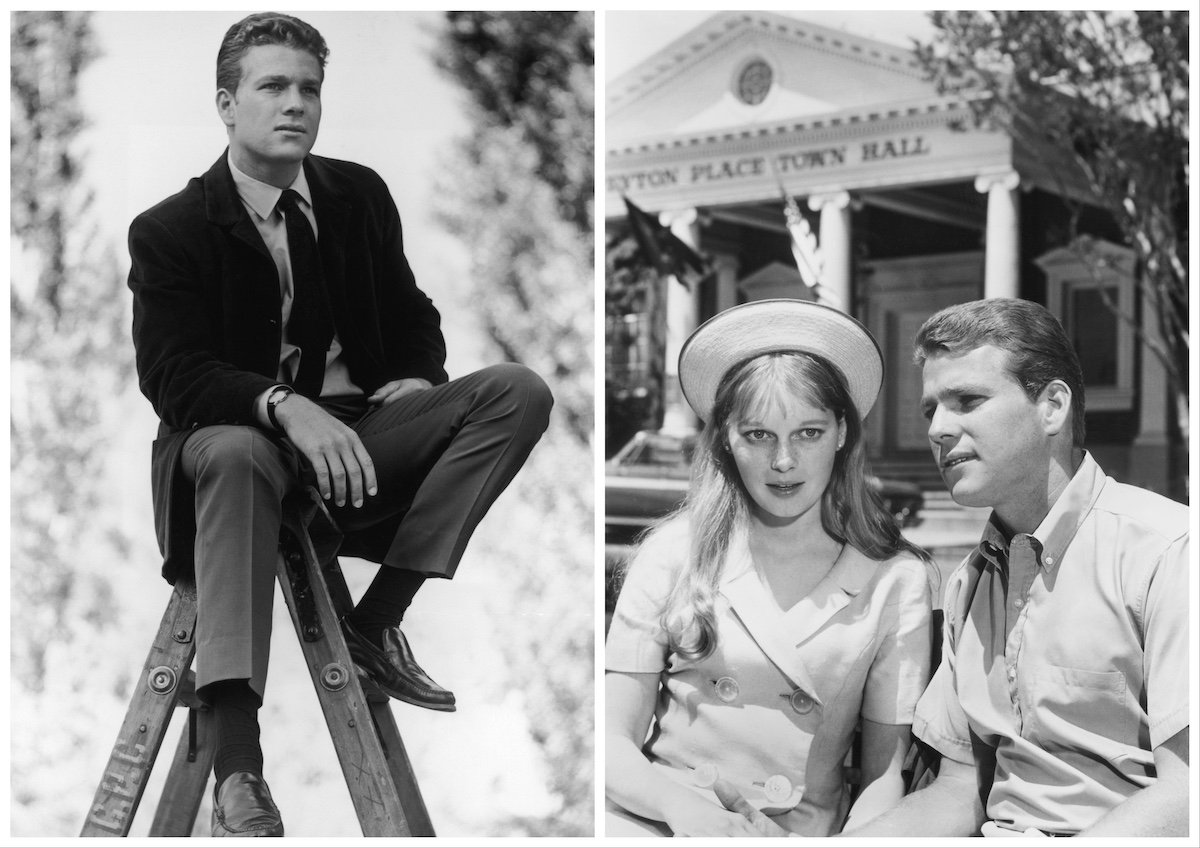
[129,151,448,583]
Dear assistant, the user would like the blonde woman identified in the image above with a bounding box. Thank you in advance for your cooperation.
[605,300,934,836]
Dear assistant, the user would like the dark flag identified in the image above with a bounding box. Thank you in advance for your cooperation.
[623,195,711,290]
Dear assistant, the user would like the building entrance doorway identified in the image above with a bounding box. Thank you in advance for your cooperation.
[860,252,982,475]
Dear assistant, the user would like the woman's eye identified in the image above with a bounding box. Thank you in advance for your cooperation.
[798,428,822,440]
[744,429,769,442]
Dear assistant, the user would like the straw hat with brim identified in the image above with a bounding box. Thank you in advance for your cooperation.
[679,299,884,423]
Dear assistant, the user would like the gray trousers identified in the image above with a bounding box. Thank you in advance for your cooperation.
[180,363,552,700]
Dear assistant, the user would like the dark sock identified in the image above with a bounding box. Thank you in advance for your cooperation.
[346,567,426,647]
[208,679,263,789]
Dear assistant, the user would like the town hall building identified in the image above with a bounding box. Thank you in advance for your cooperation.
[605,11,1178,498]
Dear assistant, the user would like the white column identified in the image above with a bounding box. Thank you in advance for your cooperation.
[974,171,1021,299]
[713,253,740,314]
[659,208,702,434]
[808,190,852,311]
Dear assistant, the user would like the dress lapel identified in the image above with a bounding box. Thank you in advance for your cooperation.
[720,540,880,707]
[782,546,877,645]
[720,534,823,704]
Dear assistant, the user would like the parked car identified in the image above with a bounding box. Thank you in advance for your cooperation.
[605,429,924,548]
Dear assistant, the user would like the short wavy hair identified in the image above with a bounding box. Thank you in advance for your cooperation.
[216,12,329,94]
[913,298,1086,446]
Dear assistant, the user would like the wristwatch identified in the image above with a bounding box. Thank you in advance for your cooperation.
[266,385,295,430]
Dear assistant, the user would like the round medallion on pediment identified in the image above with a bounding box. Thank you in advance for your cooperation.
[735,59,773,105]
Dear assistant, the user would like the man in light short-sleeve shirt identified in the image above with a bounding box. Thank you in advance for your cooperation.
[871,299,1189,837]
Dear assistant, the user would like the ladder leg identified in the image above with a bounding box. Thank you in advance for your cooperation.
[148,703,215,836]
[316,547,435,833]
[366,696,435,834]
[80,579,199,836]
[277,517,435,836]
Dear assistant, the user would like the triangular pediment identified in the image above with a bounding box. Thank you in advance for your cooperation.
[609,11,939,147]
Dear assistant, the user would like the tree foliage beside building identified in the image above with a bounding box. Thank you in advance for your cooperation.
[914,11,1190,414]
[433,11,594,836]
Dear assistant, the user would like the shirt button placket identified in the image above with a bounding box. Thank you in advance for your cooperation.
[1007,536,1038,729]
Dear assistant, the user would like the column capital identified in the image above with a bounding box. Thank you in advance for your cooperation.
[974,170,1021,194]
[807,190,852,212]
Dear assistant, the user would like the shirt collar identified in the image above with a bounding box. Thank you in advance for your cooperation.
[1028,451,1104,573]
[975,451,1105,574]
[227,152,314,221]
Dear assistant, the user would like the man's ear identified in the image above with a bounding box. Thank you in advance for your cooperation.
[215,88,236,128]
[1039,379,1073,437]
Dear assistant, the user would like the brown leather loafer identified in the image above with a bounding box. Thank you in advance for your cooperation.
[211,771,284,837]
[341,619,456,712]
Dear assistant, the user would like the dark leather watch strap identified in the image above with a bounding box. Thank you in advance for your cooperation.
[266,386,294,431]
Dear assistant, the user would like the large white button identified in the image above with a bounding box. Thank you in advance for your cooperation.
[760,774,793,804]
[787,689,814,714]
[714,676,739,703]
[692,762,719,788]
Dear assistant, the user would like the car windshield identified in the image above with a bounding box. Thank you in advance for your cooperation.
[622,433,695,478]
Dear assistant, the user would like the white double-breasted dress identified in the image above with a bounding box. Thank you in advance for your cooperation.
[605,518,932,836]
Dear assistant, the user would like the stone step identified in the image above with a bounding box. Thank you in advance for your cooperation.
[904,488,990,558]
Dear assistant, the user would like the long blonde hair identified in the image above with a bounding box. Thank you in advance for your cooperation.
[657,351,929,660]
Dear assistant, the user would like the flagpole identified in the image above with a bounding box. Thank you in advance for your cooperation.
[768,156,832,307]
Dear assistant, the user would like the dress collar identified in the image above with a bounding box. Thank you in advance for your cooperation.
[719,531,884,704]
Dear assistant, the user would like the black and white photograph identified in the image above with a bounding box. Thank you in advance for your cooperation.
[603,9,1191,838]
[11,10,593,837]
[7,4,1197,844]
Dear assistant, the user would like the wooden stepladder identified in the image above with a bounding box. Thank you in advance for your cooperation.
[80,489,435,837]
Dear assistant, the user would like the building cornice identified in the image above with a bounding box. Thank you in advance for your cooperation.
[609,96,978,160]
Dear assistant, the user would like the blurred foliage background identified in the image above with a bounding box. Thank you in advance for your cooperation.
[10,10,594,837]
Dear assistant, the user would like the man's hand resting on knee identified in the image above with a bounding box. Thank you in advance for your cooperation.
[273,394,377,508]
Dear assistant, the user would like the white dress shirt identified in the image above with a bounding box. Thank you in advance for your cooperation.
[227,154,363,425]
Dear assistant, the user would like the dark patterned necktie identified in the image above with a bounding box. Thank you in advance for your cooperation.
[277,188,334,397]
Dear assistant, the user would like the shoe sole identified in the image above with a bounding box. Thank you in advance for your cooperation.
[352,666,457,712]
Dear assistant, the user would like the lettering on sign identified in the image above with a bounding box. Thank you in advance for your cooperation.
[609,135,932,195]
[606,168,681,193]
[691,156,765,182]
[776,147,847,172]
[861,136,930,162]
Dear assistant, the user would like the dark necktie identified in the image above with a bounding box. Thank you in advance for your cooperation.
[277,188,334,397]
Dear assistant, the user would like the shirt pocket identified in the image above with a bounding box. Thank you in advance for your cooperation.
[1022,663,1131,747]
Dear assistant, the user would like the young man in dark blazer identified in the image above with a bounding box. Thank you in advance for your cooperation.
[128,12,552,836]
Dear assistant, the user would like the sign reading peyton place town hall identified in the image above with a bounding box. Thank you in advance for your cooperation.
[607,134,932,194]
[605,116,1012,214]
